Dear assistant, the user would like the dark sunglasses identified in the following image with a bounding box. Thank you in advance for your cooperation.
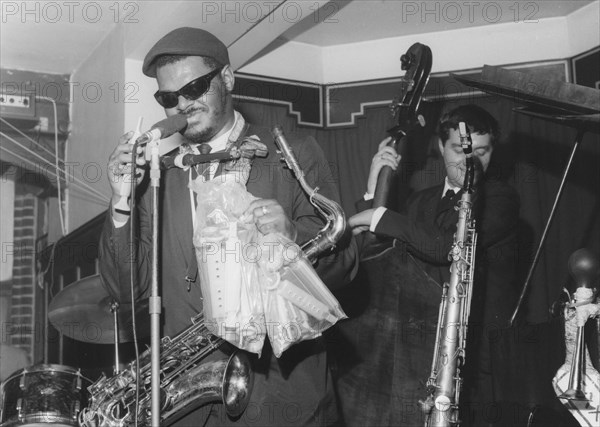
[154,67,222,108]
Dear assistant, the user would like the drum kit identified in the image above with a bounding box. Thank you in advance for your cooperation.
[0,275,150,426]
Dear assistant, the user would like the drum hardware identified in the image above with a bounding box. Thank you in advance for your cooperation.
[48,274,150,345]
[48,274,150,376]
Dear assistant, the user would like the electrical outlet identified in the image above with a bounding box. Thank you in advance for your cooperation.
[0,93,35,118]
[0,94,31,108]
[39,117,49,132]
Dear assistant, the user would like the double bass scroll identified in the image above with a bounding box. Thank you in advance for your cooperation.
[372,43,433,208]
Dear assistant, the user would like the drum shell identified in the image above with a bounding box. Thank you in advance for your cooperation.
[0,364,91,427]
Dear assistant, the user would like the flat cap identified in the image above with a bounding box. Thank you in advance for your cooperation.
[142,27,230,77]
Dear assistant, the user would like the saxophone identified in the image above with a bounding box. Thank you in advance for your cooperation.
[80,127,343,427]
[271,126,346,262]
[79,313,253,427]
[420,122,478,427]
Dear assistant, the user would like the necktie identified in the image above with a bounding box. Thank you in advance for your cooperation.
[443,189,456,200]
[194,163,211,181]
[191,144,212,181]
[436,189,457,226]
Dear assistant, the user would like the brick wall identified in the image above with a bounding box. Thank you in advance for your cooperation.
[9,193,37,360]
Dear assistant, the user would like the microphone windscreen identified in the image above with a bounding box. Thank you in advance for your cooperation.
[151,114,188,138]
[568,248,599,287]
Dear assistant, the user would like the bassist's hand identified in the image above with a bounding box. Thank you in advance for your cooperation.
[349,209,375,235]
[367,137,401,194]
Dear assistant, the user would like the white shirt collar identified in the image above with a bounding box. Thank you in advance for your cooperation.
[186,111,240,155]
[442,177,462,198]
[206,121,234,153]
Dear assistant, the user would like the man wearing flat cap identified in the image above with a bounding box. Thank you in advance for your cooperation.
[99,27,357,426]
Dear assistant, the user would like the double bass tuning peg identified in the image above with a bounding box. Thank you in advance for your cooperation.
[389,98,400,116]
[400,53,414,70]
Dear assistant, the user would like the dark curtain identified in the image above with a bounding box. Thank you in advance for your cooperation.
[236,100,394,219]
[236,95,600,324]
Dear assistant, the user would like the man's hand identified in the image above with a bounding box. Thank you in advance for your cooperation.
[367,137,401,195]
[348,209,375,235]
[107,132,147,219]
[242,199,297,241]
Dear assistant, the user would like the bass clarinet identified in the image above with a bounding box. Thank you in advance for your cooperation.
[420,122,478,426]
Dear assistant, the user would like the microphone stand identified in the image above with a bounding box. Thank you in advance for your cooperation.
[111,301,121,375]
[148,139,162,427]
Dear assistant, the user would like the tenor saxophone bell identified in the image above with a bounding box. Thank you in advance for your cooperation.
[160,352,254,424]
[79,315,254,427]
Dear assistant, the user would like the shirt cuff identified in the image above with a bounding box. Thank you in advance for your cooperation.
[112,217,128,228]
[363,192,374,201]
[370,207,387,232]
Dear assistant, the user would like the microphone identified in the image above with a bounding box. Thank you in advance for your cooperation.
[569,248,599,289]
[136,114,188,145]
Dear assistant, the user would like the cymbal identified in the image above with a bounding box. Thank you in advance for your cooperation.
[48,275,150,344]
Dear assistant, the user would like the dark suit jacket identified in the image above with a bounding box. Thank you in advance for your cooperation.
[335,178,519,426]
[373,178,520,329]
[98,123,357,426]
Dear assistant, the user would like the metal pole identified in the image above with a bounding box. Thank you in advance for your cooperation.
[510,131,585,326]
[111,301,120,375]
[149,141,162,426]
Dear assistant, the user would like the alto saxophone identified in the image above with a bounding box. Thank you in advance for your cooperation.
[420,122,478,427]
[79,313,253,427]
[271,126,346,261]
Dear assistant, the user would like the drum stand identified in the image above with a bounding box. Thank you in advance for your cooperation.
[110,301,121,375]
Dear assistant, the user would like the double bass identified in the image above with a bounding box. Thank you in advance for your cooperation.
[331,43,434,427]
[372,43,433,209]
[361,42,432,260]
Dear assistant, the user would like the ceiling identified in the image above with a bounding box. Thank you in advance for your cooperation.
[0,0,595,76]
[283,0,595,46]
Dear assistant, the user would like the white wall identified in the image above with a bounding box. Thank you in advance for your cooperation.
[567,1,600,55]
[235,42,325,85]
[67,25,126,232]
[124,58,186,155]
[124,58,163,134]
[322,17,572,82]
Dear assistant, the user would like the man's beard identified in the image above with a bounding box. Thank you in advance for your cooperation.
[184,93,228,144]
[185,120,218,144]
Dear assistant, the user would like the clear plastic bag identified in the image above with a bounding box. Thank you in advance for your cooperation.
[255,233,347,357]
[191,172,266,355]
[191,168,346,357]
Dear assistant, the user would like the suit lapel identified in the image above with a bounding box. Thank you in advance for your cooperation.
[435,186,456,227]
[164,168,195,272]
